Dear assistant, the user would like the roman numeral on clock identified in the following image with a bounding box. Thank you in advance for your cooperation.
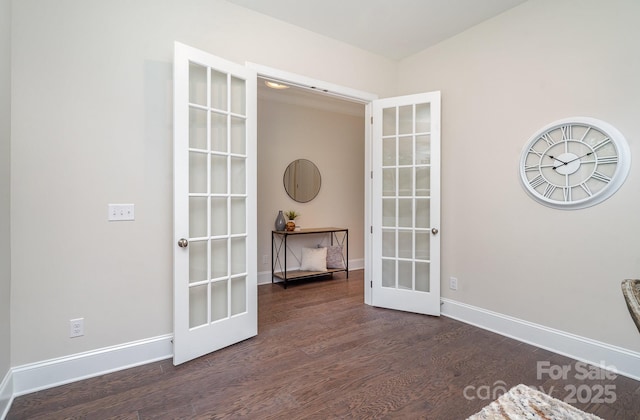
[529,175,546,189]
[592,138,611,151]
[598,156,618,165]
[540,133,556,146]
[591,171,611,183]
[579,182,593,197]
[543,184,556,198]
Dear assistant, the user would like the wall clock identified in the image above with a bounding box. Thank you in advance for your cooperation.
[519,117,631,210]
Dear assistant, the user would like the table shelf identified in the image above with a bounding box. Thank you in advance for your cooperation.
[272,227,348,288]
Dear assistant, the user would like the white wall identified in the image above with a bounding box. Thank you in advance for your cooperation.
[398,0,640,352]
[10,0,396,366]
[257,93,365,278]
[0,0,11,386]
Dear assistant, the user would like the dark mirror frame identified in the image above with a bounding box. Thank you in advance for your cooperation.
[283,159,321,203]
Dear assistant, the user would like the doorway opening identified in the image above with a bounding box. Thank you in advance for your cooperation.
[251,64,376,305]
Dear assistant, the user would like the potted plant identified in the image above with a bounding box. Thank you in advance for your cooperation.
[284,210,300,231]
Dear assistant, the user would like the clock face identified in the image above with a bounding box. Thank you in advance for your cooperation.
[519,117,630,210]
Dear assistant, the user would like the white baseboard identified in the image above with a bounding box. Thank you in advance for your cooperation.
[258,258,364,285]
[11,334,173,398]
[0,369,13,420]
[441,298,640,381]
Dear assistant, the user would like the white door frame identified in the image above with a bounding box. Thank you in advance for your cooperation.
[246,62,377,305]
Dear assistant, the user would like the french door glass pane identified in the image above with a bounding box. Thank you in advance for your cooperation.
[230,198,246,235]
[415,103,431,133]
[399,137,413,165]
[415,231,430,260]
[189,63,207,106]
[382,168,395,196]
[415,262,430,292]
[230,76,246,115]
[399,106,413,135]
[211,197,227,236]
[211,238,228,279]
[189,241,207,283]
[382,199,396,227]
[210,155,227,194]
[189,285,207,328]
[398,168,413,196]
[231,237,246,275]
[189,197,207,237]
[398,230,412,259]
[398,260,412,289]
[230,157,246,194]
[382,229,395,257]
[230,117,246,154]
[210,70,227,111]
[398,199,412,227]
[231,276,247,315]
[416,199,430,229]
[383,138,396,165]
[416,135,430,164]
[382,259,395,288]
[189,108,207,149]
[416,167,430,197]
[211,280,228,322]
[383,108,396,136]
[211,112,227,152]
[189,152,207,194]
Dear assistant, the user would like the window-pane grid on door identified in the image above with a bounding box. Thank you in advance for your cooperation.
[187,62,248,329]
[381,103,432,293]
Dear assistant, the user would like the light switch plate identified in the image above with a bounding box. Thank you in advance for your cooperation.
[108,204,135,221]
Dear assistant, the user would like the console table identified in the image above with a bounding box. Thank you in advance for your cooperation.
[272,227,348,288]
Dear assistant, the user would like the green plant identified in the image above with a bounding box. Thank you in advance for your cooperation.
[285,210,300,220]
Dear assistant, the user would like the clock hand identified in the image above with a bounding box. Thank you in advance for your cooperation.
[552,152,593,169]
[564,151,593,164]
[548,155,569,165]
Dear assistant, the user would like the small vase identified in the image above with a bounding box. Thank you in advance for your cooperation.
[275,210,286,231]
[286,221,296,231]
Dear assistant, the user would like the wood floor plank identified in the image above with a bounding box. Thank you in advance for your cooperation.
[7,270,640,419]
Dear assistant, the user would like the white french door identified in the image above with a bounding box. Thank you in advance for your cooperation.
[173,42,257,365]
[371,92,441,315]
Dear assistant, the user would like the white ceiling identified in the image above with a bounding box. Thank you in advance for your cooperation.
[227,0,527,61]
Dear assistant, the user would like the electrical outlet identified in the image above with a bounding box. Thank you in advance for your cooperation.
[262,255,269,265]
[449,277,458,291]
[70,318,84,338]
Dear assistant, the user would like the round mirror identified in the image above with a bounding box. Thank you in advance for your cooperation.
[283,159,321,203]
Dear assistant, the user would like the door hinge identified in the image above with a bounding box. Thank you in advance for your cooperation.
[370,116,373,124]
[370,281,373,288]
[370,171,373,179]
[370,226,373,234]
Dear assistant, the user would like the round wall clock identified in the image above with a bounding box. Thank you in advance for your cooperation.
[519,117,631,210]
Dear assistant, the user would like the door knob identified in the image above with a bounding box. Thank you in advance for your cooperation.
[431,228,439,235]
[177,238,189,248]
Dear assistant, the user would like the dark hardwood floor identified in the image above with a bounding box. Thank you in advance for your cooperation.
[7,270,640,419]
